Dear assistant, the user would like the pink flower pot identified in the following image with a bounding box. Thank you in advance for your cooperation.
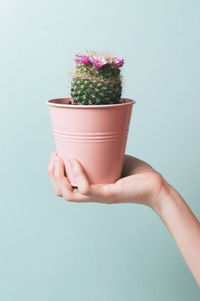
[46,97,135,186]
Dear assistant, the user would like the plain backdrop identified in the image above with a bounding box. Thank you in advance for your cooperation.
[0,0,200,300]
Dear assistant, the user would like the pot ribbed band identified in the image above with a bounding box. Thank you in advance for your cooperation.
[53,129,129,143]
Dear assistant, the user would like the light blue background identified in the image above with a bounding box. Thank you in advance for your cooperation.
[0,0,199,300]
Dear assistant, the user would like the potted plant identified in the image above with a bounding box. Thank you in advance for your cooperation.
[46,51,135,186]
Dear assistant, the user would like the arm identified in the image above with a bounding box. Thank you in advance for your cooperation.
[48,152,200,285]
[153,182,200,285]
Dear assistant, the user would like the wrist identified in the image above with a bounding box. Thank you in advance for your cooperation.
[151,179,177,216]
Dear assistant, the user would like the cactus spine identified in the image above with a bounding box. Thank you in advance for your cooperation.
[70,51,124,105]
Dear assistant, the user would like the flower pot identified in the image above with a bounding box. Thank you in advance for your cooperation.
[46,97,135,186]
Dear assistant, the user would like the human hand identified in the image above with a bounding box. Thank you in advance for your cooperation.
[48,153,200,285]
[48,152,165,209]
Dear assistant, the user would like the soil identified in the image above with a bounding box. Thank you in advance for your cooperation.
[66,99,127,105]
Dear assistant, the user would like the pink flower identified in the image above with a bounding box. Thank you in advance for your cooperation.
[113,57,124,67]
[89,56,108,69]
[75,55,90,65]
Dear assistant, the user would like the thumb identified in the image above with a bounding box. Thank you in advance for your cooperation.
[68,158,90,195]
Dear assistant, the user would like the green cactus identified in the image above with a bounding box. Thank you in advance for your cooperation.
[70,51,124,105]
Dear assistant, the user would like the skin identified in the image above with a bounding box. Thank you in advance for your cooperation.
[48,152,200,285]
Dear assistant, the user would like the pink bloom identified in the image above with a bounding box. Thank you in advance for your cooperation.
[89,56,108,69]
[75,55,90,65]
[114,57,124,67]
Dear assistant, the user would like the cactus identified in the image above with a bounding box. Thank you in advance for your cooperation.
[70,51,124,105]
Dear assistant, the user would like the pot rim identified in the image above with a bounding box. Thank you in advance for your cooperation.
[46,97,136,108]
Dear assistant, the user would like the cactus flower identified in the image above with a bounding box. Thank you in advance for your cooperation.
[75,55,90,65]
[89,56,108,69]
[114,58,124,67]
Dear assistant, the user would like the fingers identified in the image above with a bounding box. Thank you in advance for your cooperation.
[48,153,91,202]
[48,152,73,198]
[48,152,62,196]
[67,158,118,203]
[54,156,74,199]
[48,153,117,204]
[68,158,91,195]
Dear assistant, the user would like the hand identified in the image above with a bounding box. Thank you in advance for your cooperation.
[48,152,165,208]
[48,153,200,285]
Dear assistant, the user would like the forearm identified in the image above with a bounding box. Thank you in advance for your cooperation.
[153,181,200,286]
